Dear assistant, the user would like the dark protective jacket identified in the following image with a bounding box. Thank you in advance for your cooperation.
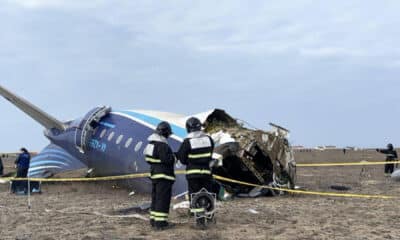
[176,131,214,179]
[377,148,398,161]
[15,152,31,170]
[144,133,176,181]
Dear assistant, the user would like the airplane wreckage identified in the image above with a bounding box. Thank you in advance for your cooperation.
[202,111,296,196]
[0,84,296,198]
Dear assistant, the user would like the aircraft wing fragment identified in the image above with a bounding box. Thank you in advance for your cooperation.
[0,84,65,130]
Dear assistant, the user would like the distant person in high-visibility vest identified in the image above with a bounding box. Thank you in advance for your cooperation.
[11,148,31,193]
[377,143,398,176]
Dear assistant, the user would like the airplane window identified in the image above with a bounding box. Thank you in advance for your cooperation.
[108,132,115,141]
[135,141,143,152]
[93,127,98,136]
[116,135,124,145]
[100,129,107,138]
[125,138,133,148]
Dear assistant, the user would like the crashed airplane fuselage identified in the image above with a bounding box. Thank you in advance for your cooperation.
[0,85,296,196]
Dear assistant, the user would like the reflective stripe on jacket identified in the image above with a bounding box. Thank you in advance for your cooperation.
[144,133,176,181]
[176,131,214,179]
[378,149,398,161]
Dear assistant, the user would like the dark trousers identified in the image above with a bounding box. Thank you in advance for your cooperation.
[150,179,173,227]
[188,176,212,202]
[11,168,28,193]
[188,176,213,221]
[385,161,395,174]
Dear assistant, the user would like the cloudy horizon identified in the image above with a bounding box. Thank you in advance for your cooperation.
[1,0,399,151]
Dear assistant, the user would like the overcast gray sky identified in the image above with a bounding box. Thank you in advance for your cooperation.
[0,0,399,151]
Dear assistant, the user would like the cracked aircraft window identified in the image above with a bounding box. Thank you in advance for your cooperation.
[125,138,133,148]
[108,132,115,141]
[135,141,143,152]
[116,135,124,145]
[100,129,107,139]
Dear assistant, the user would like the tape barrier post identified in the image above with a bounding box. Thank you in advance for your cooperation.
[27,176,31,210]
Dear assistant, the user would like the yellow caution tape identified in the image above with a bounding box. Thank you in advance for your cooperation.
[0,170,189,182]
[297,160,400,167]
[212,175,395,199]
[0,173,150,182]
[0,160,395,182]
[0,169,396,199]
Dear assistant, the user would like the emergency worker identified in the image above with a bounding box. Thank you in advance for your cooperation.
[377,143,398,176]
[11,148,31,193]
[144,121,176,230]
[176,117,214,220]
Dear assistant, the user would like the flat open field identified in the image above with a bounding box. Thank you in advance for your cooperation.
[1,149,400,240]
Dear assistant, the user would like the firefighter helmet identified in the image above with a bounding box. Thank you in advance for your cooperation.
[186,117,202,133]
[156,121,173,138]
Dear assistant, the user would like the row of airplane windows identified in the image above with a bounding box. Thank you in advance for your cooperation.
[96,128,143,151]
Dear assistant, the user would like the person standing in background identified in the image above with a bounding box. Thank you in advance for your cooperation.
[11,148,31,193]
[377,143,398,176]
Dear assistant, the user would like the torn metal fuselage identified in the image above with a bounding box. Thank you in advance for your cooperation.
[204,110,296,194]
[0,83,295,196]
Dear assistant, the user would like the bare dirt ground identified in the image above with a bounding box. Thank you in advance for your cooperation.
[1,150,400,240]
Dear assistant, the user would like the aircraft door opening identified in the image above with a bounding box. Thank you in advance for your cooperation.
[74,106,112,153]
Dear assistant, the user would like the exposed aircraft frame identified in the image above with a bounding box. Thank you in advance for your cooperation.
[0,84,296,196]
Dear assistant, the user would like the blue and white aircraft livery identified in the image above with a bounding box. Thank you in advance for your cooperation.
[0,85,219,194]
[0,84,296,196]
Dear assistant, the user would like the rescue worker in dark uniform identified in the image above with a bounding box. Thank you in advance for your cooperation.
[144,121,176,230]
[176,117,214,222]
[11,148,31,193]
[377,143,398,176]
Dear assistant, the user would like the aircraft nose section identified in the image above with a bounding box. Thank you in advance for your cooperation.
[72,106,112,153]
